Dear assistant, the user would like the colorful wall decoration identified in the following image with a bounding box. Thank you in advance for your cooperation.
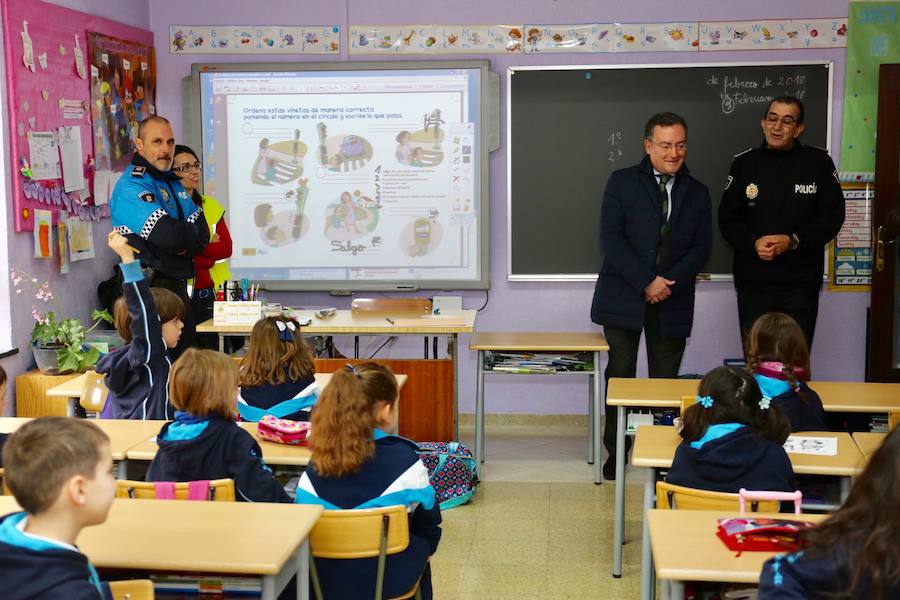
[169,25,340,54]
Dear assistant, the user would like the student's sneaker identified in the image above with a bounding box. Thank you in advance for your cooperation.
[603,456,624,480]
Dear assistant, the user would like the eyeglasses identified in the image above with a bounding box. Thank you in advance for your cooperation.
[651,141,687,153]
[765,114,799,126]
[172,161,201,173]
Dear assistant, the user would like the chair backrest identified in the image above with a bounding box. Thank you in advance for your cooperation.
[115,479,236,502]
[309,505,410,559]
[656,481,780,513]
[679,395,695,416]
[350,297,432,315]
[739,488,803,515]
[109,579,154,600]
[79,372,109,416]
[889,411,899,432]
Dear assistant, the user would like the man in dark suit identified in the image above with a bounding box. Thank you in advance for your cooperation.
[590,112,712,480]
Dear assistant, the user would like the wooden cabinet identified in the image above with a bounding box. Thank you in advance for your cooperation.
[15,370,80,416]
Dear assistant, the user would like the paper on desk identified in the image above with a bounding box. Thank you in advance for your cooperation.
[783,435,837,456]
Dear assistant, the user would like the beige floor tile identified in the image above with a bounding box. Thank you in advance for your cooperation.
[547,563,640,598]
[468,538,548,565]
[473,516,549,543]
[457,563,550,597]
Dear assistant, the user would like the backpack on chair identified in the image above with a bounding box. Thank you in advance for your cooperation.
[416,441,478,509]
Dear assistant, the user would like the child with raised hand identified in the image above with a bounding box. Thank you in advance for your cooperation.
[147,348,290,503]
[238,316,318,422]
[667,365,795,493]
[746,312,827,432]
[759,425,900,599]
[97,231,184,420]
[295,362,441,600]
[0,417,116,600]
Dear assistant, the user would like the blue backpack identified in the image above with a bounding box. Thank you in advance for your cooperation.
[416,441,478,509]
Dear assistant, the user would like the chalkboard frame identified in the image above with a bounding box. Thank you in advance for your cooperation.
[506,60,834,281]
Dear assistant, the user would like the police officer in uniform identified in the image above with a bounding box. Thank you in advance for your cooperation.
[109,115,209,358]
[719,96,844,348]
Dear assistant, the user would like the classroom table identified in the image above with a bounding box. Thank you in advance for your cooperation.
[0,496,321,600]
[852,431,886,462]
[468,332,608,483]
[647,509,827,600]
[632,425,864,600]
[608,377,900,578]
[198,310,476,439]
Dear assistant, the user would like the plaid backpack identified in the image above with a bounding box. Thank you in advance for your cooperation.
[416,441,478,509]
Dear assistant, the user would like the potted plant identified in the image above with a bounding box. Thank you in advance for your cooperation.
[10,268,114,375]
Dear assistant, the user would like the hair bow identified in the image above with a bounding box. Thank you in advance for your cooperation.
[758,396,772,410]
[697,395,714,409]
[275,319,296,341]
[345,363,359,374]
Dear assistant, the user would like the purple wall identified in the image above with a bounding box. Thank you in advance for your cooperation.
[7,0,861,416]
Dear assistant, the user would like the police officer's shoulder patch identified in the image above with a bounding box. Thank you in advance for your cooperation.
[733,147,753,158]
[724,174,734,190]
[138,190,156,203]
[131,166,146,178]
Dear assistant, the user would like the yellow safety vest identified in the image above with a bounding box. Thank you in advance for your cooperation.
[189,194,232,288]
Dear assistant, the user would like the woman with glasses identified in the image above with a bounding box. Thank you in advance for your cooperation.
[172,145,233,350]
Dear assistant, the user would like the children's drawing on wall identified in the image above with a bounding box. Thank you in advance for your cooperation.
[400,214,443,257]
[58,216,70,274]
[250,130,306,186]
[33,209,54,259]
[253,178,311,247]
[392,109,446,168]
[67,217,96,262]
[325,190,379,243]
[316,123,373,173]
[88,33,155,173]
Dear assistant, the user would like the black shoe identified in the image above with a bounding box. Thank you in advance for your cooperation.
[603,458,617,480]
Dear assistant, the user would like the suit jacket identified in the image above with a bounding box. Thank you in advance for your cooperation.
[591,156,712,338]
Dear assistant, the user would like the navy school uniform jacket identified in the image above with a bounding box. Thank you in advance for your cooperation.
[237,369,318,422]
[146,415,290,503]
[666,424,796,493]
[95,261,173,420]
[755,375,827,433]
[295,431,442,600]
[0,511,112,600]
[591,156,712,338]
[758,545,900,599]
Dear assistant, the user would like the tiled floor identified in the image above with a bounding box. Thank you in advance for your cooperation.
[430,421,645,599]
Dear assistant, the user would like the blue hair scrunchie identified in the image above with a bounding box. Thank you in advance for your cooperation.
[696,395,714,409]
[275,319,296,342]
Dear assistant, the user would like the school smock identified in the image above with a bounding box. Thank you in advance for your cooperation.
[666,424,796,493]
[295,431,442,600]
[95,261,174,420]
[237,369,318,422]
[758,545,900,599]
[110,154,209,280]
[754,375,827,433]
[0,512,111,600]
[146,414,290,503]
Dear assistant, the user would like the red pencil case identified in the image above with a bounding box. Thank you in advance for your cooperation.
[257,414,311,446]
[716,517,815,555]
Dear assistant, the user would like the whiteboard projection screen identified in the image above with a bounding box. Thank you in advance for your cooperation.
[191,60,491,291]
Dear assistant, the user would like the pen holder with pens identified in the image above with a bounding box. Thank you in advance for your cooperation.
[213,301,262,326]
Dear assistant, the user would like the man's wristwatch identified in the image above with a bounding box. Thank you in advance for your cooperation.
[789,233,799,251]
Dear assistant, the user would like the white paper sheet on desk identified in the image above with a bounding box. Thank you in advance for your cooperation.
[783,435,837,456]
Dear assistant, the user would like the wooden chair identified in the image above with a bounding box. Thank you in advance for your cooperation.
[79,371,109,417]
[889,411,899,431]
[109,579,154,600]
[350,297,434,359]
[679,395,695,416]
[115,479,236,502]
[656,481,784,513]
[309,505,422,600]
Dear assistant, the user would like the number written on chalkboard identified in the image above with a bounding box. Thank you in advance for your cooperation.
[607,131,623,162]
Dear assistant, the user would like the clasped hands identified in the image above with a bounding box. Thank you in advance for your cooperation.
[644,275,675,304]
[754,234,791,261]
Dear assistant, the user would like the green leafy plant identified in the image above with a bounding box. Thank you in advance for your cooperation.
[11,268,114,373]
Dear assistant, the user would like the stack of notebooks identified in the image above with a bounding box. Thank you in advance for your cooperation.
[485,351,593,374]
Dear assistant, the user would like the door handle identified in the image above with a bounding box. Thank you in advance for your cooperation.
[876,225,895,273]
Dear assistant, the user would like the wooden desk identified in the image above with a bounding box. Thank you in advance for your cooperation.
[607,376,900,578]
[853,431,886,462]
[647,509,827,599]
[632,425,863,600]
[15,369,81,417]
[0,496,321,600]
[469,332,608,483]
[199,310,476,441]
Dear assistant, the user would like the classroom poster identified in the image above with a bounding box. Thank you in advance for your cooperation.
[840,2,900,178]
[829,186,873,290]
[88,32,156,173]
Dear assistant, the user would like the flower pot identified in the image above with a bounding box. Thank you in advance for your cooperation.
[33,345,73,375]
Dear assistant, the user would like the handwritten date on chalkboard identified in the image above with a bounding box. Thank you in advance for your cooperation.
[709,73,808,114]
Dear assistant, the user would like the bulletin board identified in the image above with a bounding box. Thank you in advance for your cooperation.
[1,0,152,232]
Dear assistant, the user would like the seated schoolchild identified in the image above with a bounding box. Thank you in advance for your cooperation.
[238,316,318,422]
[0,417,116,599]
[758,426,900,599]
[667,366,795,493]
[746,312,827,432]
[146,348,290,503]
[295,362,441,600]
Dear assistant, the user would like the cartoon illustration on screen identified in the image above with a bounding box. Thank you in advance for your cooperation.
[252,178,310,247]
[400,214,443,257]
[250,130,306,186]
[317,123,373,173]
[324,190,379,242]
[392,108,446,168]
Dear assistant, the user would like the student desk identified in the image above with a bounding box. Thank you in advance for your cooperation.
[647,509,827,600]
[199,310,476,441]
[608,377,900,578]
[852,431,886,462]
[633,425,864,600]
[0,496,321,600]
[468,332,608,483]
